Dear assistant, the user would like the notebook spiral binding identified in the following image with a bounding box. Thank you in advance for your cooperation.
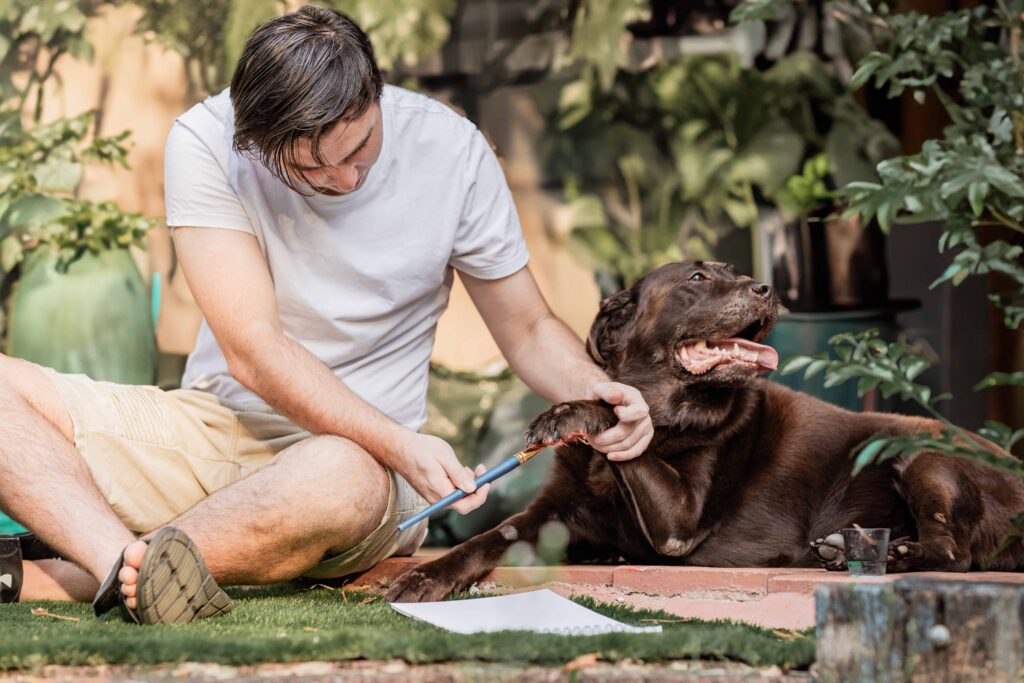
[538,624,662,636]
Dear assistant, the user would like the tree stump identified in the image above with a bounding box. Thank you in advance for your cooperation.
[816,578,1024,682]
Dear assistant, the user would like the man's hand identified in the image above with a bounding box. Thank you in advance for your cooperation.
[587,382,653,461]
[396,433,490,514]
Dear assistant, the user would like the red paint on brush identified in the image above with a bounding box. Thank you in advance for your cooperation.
[532,431,590,449]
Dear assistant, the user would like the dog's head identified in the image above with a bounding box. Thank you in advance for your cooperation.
[587,261,780,426]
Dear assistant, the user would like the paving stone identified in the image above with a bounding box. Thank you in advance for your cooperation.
[344,551,1024,631]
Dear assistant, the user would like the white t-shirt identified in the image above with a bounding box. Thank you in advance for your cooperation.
[164,85,530,430]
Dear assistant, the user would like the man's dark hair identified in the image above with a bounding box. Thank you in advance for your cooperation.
[230,5,383,192]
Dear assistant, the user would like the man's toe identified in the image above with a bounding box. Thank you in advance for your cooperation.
[123,541,147,568]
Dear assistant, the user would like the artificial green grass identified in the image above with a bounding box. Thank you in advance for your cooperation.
[0,586,814,671]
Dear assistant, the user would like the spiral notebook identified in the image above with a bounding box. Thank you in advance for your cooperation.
[389,588,663,636]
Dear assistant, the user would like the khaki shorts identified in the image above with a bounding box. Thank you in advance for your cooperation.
[42,368,429,579]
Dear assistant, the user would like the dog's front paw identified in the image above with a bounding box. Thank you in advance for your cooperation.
[525,400,617,449]
[385,564,463,603]
[811,533,847,571]
[885,537,920,573]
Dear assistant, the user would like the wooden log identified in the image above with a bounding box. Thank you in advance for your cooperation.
[815,578,1023,683]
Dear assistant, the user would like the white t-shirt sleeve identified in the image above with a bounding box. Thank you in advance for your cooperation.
[163,121,254,233]
[449,129,529,279]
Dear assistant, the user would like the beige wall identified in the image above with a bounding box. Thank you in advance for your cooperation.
[38,6,600,372]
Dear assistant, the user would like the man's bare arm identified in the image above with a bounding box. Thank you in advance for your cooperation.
[171,227,488,512]
[461,267,653,460]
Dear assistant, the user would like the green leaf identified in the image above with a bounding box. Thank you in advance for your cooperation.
[983,166,1024,198]
[856,376,880,397]
[850,53,892,90]
[557,79,594,130]
[852,437,888,475]
[804,359,830,379]
[974,371,1024,390]
[0,234,23,272]
[778,356,814,376]
[726,119,805,195]
[6,195,66,229]
[967,181,988,217]
[33,158,83,193]
[900,356,930,381]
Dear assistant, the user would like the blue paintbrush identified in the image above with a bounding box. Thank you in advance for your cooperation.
[397,444,546,532]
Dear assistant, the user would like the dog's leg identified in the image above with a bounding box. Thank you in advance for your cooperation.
[386,503,565,602]
[609,453,714,558]
[888,453,978,572]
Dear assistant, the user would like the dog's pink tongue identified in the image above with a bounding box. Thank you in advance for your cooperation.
[711,338,779,372]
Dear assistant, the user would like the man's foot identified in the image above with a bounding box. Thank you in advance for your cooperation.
[117,540,147,610]
[93,527,233,624]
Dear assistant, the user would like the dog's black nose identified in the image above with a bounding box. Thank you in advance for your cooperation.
[751,282,772,298]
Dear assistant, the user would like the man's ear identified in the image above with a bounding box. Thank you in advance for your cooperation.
[586,287,637,368]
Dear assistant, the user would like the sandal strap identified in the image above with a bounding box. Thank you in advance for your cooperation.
[92,544,141,623]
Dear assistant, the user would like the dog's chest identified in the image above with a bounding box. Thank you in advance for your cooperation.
[568,457,664,561]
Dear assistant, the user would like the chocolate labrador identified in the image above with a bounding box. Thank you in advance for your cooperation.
[388,262,1024,602]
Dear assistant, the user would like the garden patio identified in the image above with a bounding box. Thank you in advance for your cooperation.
[2,0,1024,681]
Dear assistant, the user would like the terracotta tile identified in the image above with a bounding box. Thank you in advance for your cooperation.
[485,565,615,587]
[768,571,895,596]
[548,584,817,631]
[613,566,785,597]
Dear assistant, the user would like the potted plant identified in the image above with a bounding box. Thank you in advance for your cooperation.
[0,2,156,384]
[545,46,898,299]
[730,0,1024,540]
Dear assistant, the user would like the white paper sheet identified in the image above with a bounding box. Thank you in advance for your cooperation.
[390,589,663,636]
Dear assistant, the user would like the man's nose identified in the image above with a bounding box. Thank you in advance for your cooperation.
[329,166,360,192]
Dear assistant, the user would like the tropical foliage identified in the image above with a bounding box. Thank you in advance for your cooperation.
[0,110,152,271]
[116,0,456,99]
[0,1,152,278]
[546,5,896,286]
[736,0,1024,546]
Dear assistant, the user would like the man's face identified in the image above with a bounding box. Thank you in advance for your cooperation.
[287,102,384,196]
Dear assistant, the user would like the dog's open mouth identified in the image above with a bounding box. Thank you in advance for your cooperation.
[675,320,779,376]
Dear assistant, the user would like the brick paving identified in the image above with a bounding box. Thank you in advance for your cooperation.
[1,661,813,682]
[351,550,1024,630]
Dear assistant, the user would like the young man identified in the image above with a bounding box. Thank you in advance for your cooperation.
[0,5,653,623]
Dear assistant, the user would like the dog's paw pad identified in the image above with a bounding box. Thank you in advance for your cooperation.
[886,538,916,563]
[524,400,614,449]
[811,533,846,570]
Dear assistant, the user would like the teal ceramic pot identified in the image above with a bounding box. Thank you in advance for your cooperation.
[7,246,156,385]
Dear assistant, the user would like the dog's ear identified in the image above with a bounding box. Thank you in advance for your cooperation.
[586,288,637,367]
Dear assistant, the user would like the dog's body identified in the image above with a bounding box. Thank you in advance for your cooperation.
[388,262,1024,602]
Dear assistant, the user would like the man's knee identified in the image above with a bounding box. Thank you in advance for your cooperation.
[278,435,387,483]
[275,435,390,534]
[0,354,74,441]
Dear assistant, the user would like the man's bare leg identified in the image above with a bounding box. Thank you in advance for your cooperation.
[0,353,392,608]
[117,434,390,609]
[22,560,97,601]
[0,354,134,596]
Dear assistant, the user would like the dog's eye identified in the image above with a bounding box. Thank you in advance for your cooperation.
[689,272,708,282]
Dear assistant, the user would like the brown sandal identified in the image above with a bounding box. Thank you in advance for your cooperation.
[92,527,233,624]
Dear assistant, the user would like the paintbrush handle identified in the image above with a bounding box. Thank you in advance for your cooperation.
[397,448,542,532]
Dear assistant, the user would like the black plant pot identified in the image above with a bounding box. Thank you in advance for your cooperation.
[754,206,889,312]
